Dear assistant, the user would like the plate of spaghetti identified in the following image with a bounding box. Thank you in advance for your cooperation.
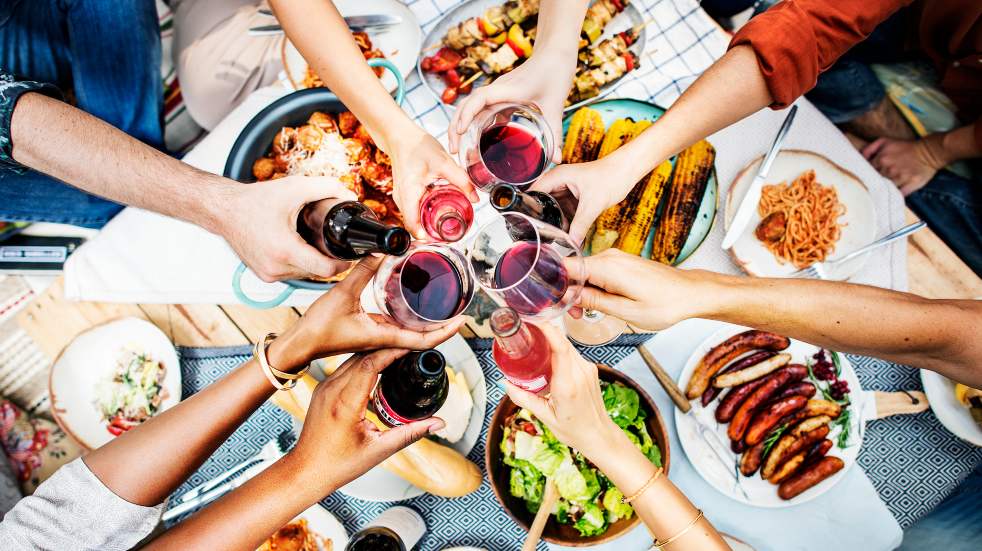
[724,150,876,279]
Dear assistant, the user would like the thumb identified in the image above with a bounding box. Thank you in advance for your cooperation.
[861,138,887,160]
[504,381,554,425]
[440,160,479,201]
[547,113,564,165]
[576,286,635,319]
[567,208,595,247]
[375,417,445,456]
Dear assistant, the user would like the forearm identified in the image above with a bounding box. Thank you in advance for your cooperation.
[83,331,311,506]
[606,45,772,184]
[928,124,982,165]
[531,0,590,70]
[690,273,982,385]
[270,0,416,153]
[588,428,727,550]
[9,92,230,233]
[144,452,327,550]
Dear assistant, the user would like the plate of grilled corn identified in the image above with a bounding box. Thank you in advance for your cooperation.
[562,99,718,264]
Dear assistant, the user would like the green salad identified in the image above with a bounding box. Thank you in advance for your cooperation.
[500,382,661,537]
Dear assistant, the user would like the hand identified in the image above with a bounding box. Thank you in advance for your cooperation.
[271,255,464,370]
[503,323,621,460]
[387,124,477,238]
[220,175,356,282]
[530,158,637,244]
[447,52,572,163]
[862,137,944,196]
[287,349,446,497]
[573,249,708,330]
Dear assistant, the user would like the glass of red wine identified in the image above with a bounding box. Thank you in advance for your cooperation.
[418,180,474,243]
[467,212,585,322]
[457,102,554,191]
[374,243,476,331]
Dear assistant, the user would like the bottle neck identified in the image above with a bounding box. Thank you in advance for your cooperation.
[490,185,566,231]
[326,201,411,257]
[490,309,534,359]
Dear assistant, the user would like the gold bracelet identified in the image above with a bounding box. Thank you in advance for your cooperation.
[653,510,704,550]
[255,333,309,391]
[622,467,664,504]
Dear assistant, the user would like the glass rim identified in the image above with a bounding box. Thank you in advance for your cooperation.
[471,212,544,294]
[395,243,473,324]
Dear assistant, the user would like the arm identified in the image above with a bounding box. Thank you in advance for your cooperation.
[576,249,982,387]
[505,324,728,550]
[269,0,476,236]
[448,0,591,159]
[9,92,354,281]
[862,123,982,195]
[145,349,443,550]
[84,255,462,506]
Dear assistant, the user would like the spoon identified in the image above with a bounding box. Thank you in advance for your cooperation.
[522,478,559,551]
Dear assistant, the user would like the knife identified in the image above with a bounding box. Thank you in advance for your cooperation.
[721,104,798,250]
[249,14,402,35]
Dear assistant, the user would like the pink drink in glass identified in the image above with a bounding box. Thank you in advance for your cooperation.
[490,307,552,393]
[418,183,474,243]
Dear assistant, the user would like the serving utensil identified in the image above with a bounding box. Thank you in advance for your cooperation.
[522,479,559,551]
[722,105,798,250]
[636,346,750,500]
[790,220,926,279]
[249,14,402,35]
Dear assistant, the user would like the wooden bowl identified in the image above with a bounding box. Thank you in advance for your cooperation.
[485,365,670,546]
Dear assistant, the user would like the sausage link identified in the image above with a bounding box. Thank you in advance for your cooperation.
[739,441,766,476]
[714,354,792,388]
[741,394,808,445]
[761,425,829,480]
[716,378,768,423]
[778,456,845,500]
[701,351,777,406]
[802,439,834,467]
[772,380,817,402]
[768,450,808,484]
[686,330,791,399]
[791,415,832,437]
[727,366,808,442]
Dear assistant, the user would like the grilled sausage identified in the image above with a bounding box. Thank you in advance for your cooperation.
[773,399,842,430]
[791,415,832,437]
[741,394,809,445]
[716,378,768,423]
[772,380,816,402]
[702,351,777,406]
[768,449,808,484]
[731,438,746,454]
[739,441,766,476]
[778,456,845,500]
[686,330,791,399]
[761,425,830,480]
[727,366,808,442]
[714,353,791,388]
[802,439,834,467]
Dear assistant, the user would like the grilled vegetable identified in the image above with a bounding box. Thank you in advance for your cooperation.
[650,139,715,264]
[562,107,604,164]
[589,118,640,253]
[613,158,672,255]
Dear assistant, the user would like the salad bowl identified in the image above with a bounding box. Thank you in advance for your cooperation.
[485,364,670,546]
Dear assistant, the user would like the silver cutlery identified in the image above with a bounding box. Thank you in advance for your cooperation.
[722,105,799,250]
[249,14,402,36]
[790,220,927,279]
[173,435,287,505]
[162,460,272,521]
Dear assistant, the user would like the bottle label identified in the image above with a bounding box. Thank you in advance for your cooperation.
[373,390,414,427]
[368,507,426,548]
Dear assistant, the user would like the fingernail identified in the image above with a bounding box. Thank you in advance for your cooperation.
[428,418,446,433]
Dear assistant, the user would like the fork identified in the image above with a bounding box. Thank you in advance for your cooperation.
[791,221,926,279]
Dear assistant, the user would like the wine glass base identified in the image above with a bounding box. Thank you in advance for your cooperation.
[563,310,629,347]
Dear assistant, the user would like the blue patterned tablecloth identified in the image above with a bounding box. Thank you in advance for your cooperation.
[166,336,981,550]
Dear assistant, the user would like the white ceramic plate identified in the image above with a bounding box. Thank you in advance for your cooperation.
[921,371,982,447]
[675,324,863,508]
[418,0,647,111]
[325,333,487,502]
[724,150,876,280]
[282,0,421,94]
[49,317,181,450]
[287,504,349,549]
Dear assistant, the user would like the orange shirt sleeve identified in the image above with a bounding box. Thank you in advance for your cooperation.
[729,0,913,108]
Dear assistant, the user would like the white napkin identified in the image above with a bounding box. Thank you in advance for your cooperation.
[550,319,903,551]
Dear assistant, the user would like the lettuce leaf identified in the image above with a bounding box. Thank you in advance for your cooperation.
[573,502,608,537]
[513,431,566,476]
[602,487,635,522]
[603,382,641,428]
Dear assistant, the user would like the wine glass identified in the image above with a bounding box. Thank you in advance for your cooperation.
[373,243,476,331]
[564,309,630,347]
[457,102,555,191]
[466,212,585,322]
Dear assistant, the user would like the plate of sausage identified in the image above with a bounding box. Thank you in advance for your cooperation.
[675,324,863,507]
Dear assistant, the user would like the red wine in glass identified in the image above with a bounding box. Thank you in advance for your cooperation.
[490,308,552,393]
[493,241,569,316]
[419,184,474,243]
[384,249,469,325]
[468,123,546,188]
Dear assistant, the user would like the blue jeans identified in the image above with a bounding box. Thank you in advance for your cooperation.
[0,0,162,228]
[899,461,982,550]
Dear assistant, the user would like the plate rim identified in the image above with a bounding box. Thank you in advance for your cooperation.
[723,149,876,279]
[48,316,181,451]
[920,370,982,447]
[673,323,863,508]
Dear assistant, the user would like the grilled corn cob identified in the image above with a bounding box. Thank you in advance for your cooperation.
[562,107,605,164]
[614,158,673,255]
[650,139,716,264]
[589,118,641,253]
